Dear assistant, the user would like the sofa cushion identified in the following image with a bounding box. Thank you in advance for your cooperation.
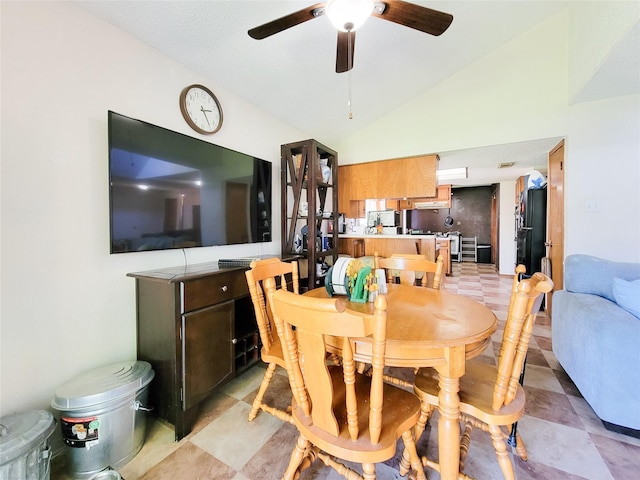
[564,254,640,302]
[613,278,640,319]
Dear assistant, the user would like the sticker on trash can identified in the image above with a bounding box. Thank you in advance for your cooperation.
[61,416,100,448]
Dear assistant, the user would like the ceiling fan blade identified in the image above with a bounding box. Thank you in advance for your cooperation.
[373,0,453,36]
[336,30,356,73]
[248,3,326,39]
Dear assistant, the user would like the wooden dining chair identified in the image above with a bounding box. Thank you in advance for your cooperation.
[374,251,445,290]
[244,257,299,424]
[265,278,427,480]
[406,271,553,480]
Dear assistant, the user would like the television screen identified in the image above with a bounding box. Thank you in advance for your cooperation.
[108,111,272,253]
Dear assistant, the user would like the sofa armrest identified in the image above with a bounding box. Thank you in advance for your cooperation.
[564,254,640,302]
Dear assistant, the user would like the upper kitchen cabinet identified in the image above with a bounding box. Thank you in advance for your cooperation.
[413,184,452,208]
[376,155,437,199]
[338,154,438,214]
[338,164,371,218]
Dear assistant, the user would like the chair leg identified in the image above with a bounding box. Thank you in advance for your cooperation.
[282,434,310,480]
[362,463,376,480]
[248,362,277,421]
[402,429,427,480]
[513,432,528,461]
[415,402,435,443]
[399,402,434,475]
[489,424,516,480]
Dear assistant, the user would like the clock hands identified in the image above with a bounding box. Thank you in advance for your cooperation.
[200,106,213,126]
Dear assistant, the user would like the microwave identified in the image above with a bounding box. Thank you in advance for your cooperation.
[367,210,400,228]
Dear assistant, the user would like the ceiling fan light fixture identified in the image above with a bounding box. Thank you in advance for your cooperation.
[326,0,374,32]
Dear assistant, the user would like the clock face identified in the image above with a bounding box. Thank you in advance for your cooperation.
[180,84,223,134]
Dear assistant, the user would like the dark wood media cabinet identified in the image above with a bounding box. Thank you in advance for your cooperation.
[128,261,265,440]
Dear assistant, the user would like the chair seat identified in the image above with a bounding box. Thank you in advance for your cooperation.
[292,366,422,464]
[414,360,526,426]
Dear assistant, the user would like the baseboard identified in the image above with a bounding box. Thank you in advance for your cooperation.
[602,420,640,439]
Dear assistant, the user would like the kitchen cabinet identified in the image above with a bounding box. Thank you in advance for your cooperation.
[345,199,366,219]
[338,237,366,258]
[375,155,437,199]
[338,155,438,212]
[386,185,452,211]
[282,139,338,290]
[128,263,260,441]
[436,238,451,275]
[413,185,452,208]
[338,165,373,215]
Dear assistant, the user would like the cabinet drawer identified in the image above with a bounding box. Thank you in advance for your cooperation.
[182,271,248,312]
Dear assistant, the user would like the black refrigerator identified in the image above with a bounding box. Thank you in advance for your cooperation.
[516,188,547,275]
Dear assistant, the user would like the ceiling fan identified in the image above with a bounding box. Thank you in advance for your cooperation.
[248,0,453,73]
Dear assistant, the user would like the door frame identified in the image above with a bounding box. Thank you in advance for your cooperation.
[546,139,565,314]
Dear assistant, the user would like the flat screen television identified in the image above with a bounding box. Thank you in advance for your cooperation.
[108,111,272,253]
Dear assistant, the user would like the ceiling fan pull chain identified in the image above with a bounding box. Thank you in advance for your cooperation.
[347,29,353,120]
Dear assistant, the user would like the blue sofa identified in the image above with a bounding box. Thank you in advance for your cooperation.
[552,254,640,433]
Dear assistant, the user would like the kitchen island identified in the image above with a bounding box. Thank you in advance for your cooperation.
[338,234,451,274]
[338,233,436,259]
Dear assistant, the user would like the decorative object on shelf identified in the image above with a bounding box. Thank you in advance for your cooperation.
[294,234,303,253]
[179,84,223,134]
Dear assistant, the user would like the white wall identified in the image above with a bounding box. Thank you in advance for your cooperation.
[335,10,570,164]
[0,2,309,417]
[568,1,640,103]
[498,181,517,275]
[565,94,640,260]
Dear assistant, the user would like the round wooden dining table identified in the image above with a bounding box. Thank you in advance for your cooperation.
[305,283,498,480]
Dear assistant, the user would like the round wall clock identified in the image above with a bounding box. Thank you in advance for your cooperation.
[179,84,223,134]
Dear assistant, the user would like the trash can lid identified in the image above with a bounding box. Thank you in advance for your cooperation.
[0,410,55,465]
[51,361,154,411]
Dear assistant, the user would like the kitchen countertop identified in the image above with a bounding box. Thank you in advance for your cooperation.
[339,233,450,239]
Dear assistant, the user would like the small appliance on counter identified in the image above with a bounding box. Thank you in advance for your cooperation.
[367,210,400,231]
[338,213,346,234]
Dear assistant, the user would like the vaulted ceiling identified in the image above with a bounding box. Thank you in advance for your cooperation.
[75,1,637,186]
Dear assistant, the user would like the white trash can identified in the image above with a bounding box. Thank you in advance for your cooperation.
[51,361,154,479]
[0,410,55,480]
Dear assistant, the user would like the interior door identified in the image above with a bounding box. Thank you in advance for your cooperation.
[546,140,565,314]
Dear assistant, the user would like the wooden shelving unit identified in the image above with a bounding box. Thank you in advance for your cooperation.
[281,140,338,290]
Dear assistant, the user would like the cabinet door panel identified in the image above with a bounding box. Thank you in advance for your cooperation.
[375,160,404,199]
[182,301,234,410]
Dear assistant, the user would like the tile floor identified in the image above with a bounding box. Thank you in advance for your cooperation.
[51,263,640,480]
